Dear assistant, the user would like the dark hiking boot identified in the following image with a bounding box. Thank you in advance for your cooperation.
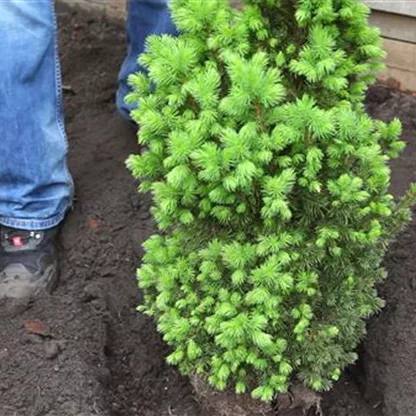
[0,226,59,299]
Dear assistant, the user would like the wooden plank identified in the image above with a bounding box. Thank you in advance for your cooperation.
[378,38,416,91]
[369,11,416,43]
[379,67,416,91]
[364,1,416,18]
[383,38,416,73]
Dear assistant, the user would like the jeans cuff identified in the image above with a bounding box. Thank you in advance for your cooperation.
[0,210,67,231]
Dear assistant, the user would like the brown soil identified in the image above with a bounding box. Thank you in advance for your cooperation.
[0,5,415,416]
[361,86,416,416]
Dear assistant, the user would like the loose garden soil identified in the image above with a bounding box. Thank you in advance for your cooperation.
[0,4,415,416]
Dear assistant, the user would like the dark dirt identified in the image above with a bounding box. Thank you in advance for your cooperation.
[0,5,415,416]
[321,88,416,416]
[360,86,416,416]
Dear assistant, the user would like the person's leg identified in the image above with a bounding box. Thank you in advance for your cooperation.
[0,0,72,298]
[116,0,178,119]
[0,0,73,231]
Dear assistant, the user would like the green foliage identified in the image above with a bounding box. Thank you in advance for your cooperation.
[127,0,416,403]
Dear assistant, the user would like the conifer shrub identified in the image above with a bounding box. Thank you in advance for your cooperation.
[127,0,416,402]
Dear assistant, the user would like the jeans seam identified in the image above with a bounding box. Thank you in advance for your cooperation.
[0,210,67,231]
[51,1,75,203]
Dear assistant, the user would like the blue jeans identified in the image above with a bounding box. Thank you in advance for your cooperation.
[0,0,176,231]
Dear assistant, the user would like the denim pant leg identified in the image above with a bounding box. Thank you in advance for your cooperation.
[0,1,73,231]
[116,0,178,119]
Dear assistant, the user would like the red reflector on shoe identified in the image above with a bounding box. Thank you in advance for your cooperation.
[12,236,24,247]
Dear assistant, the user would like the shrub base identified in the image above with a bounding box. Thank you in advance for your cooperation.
[190,375,322,416]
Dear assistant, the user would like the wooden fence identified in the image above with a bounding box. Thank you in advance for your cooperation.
[362,1,416,90]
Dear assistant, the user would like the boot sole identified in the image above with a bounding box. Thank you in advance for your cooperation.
[0,260,59,299]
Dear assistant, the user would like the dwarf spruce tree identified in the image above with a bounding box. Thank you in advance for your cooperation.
[127,0,416,402]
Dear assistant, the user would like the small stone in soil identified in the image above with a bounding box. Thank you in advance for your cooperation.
[97,367,112,386]
[44,340,61,359]
[82,282,103,302]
